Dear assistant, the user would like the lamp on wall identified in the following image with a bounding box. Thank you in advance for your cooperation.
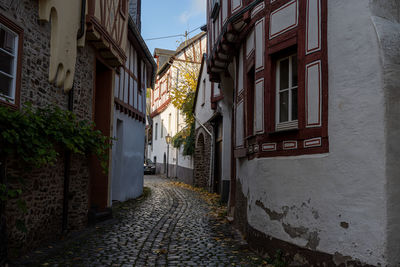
[166,134,171,178]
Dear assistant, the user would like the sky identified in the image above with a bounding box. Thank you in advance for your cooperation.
[141,0,207,55]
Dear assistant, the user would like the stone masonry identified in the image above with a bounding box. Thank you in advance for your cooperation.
[193,123,213,190]
[1,0,95,257]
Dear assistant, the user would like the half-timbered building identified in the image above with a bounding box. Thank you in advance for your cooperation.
[111,11,155,203]
[206,0,400,265]
[149,33,207,184]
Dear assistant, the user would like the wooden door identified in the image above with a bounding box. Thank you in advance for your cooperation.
[90,60,113,211]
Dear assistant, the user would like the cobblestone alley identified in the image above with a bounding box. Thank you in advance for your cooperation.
[16,176,268,267]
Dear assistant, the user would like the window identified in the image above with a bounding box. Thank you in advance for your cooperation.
[276,54,298,131]
[0,21,20,106]
[155,123,158,140]
[246,66,255,136]
[161,119,164,138]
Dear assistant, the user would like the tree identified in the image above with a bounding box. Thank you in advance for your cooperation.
[169,54,201,156]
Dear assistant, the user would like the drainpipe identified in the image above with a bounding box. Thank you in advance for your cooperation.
[62,88,73,233]
[62,0,86,233]
[0,156,7,265]
[193,115,214,192]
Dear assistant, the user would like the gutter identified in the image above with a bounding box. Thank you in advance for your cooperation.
[193,115,214,192]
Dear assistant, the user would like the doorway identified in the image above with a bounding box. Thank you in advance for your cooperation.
[214,118,223,194]
[90,59,113,211]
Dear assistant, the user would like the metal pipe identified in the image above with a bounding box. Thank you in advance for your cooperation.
[0,156,7,265]
[62,0,85,233]
[77,0,86,39]
[193,115,214,192]
[62,87,74,233]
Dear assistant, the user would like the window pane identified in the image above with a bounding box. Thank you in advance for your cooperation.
[0,51,14,74]
[0,73,12,98]
[114,73,120,97]
[292,56,298,87]
[119,70,124,100]
[129,76,133,106]
[279,90,289,123]
[124,71,129,103]
[279,58,289,90]
[292,88,298,120]
[0,28,15,53]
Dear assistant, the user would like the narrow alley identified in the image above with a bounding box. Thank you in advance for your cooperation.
[16,176,268,267]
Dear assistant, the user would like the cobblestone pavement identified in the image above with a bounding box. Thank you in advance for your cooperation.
[19,176,269,266]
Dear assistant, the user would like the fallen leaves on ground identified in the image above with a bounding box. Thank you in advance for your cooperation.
[169,181,227,221]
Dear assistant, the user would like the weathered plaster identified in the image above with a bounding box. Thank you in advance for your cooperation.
[38,0,86,91]
[111,109,144,203]
[232,0,389,265]
[370,9,400,265]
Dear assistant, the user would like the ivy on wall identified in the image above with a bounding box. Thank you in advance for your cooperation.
[0,103,112,231]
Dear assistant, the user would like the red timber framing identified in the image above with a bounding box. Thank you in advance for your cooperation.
[86,0,128,67]
[207,0,328,159]
[150,33,206,118]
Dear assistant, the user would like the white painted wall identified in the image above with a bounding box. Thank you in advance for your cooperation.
[149,104,193,174]
[194,62,214,128]
[111,108,145,203]
[231,1,393,265]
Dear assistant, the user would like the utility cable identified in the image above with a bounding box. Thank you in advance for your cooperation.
[145,25,203,41]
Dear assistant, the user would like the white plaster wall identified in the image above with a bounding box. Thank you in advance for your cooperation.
[149,104,193,174]
[195,62,214,128]
[235,1,388,265]
[219,74,234,183]
[369,2,400,264]
[111,110,145,203]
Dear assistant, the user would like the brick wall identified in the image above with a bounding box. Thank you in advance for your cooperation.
[1,0,95,256]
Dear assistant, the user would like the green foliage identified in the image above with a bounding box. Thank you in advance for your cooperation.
[266,249,288,267]
[0,103,112,232]
[0,103,112,170]
[171,122,195,156]
[168,61,199,156]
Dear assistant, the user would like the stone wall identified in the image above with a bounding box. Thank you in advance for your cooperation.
[193,125,212,189]
[1,0,95,256]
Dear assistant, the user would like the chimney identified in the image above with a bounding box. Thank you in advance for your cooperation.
[129,0,142,32]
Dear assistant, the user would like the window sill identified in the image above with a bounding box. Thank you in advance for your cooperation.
[275,120,298,132]
[0,99,18,110]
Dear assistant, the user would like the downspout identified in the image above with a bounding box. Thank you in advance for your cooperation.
[193,115,214,192]
[62,0,86,233]
[62,86,74,233]
[0,156,7,265]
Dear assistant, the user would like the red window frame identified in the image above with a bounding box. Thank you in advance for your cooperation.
[233,0,328,159]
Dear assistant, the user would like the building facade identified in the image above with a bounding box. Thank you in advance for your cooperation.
[207,0,400,266]
[0,0,152,259]
[111,4,155,203]
[149,33,207,184]
[193,54,231,202]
